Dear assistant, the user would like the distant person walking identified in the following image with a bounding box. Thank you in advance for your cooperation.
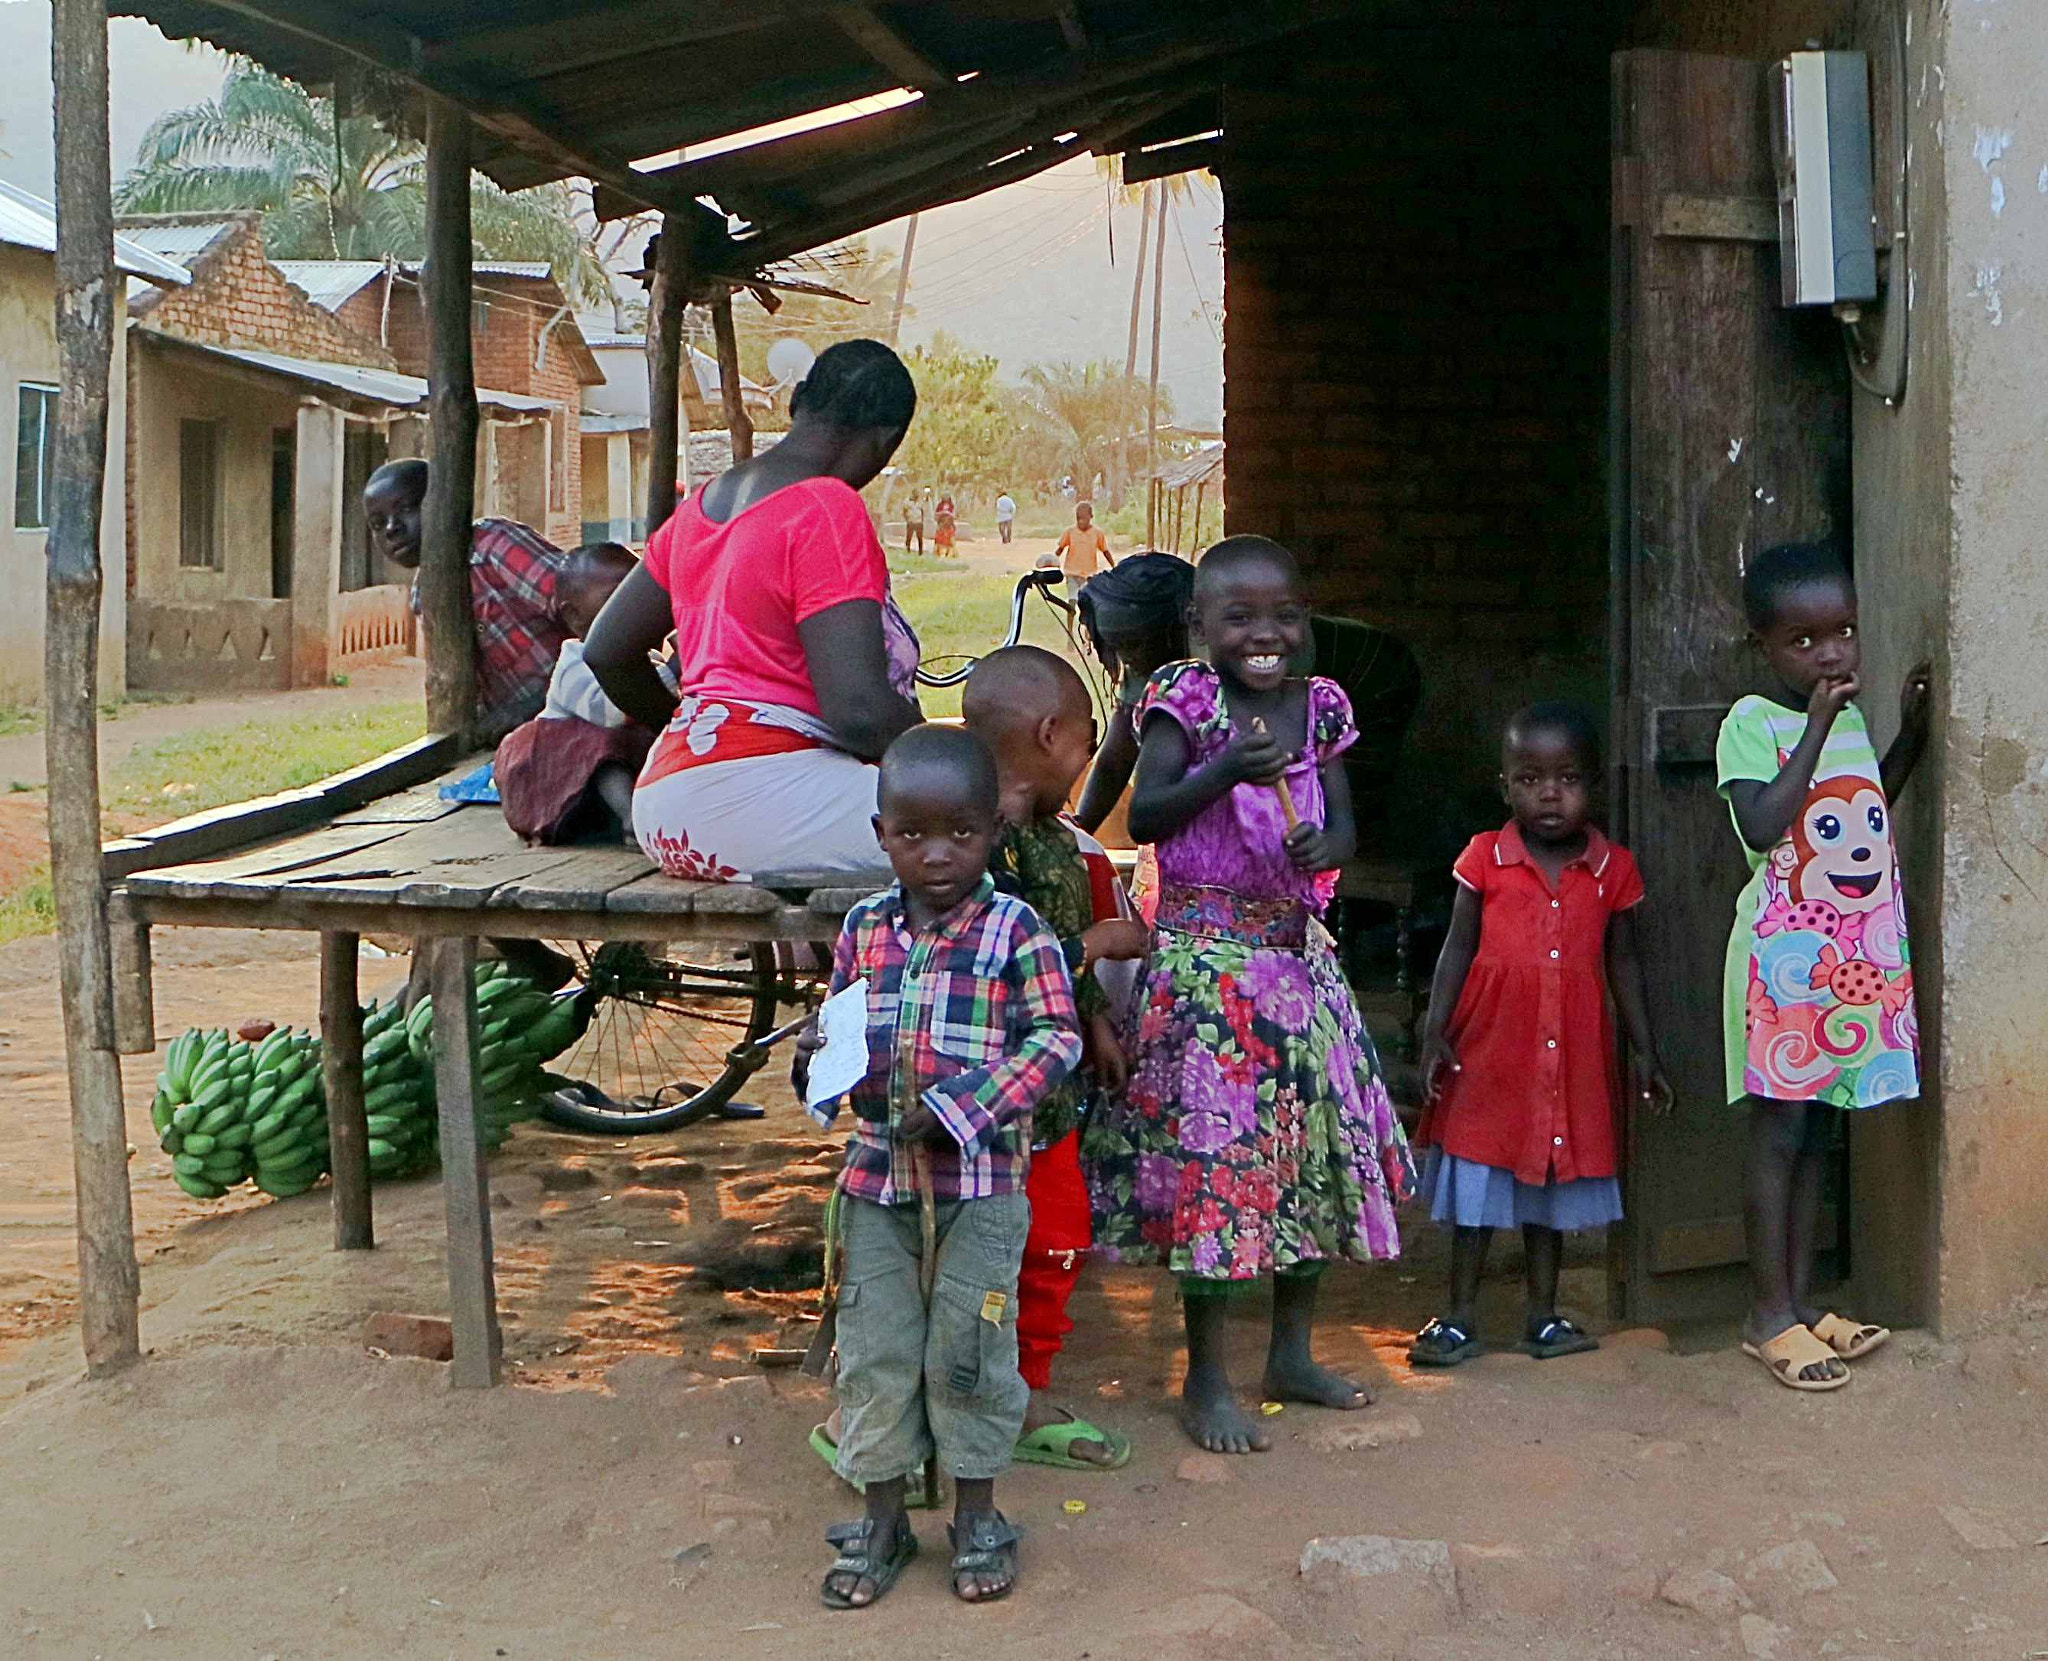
[935,492,958,558]
[905,487,927,556]
[1054,500,1113,599]
[995,489,1017,546]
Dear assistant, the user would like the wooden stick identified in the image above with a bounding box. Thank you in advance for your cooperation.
[643,215,689,538]
[49,0,141,1378]
[431,936,502,1387]
[1252,717,1301,832]
[421,95,480,745]
[320,931,373,1251]
[711,288,754,464]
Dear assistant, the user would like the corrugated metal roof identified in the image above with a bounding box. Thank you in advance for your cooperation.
[579,411,646,436]
[142,333,554,414]
[118,219,238,262]
[273,260,386,310]
[0,180,191,285]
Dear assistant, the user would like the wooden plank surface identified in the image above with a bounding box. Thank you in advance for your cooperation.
[489,846,658,911]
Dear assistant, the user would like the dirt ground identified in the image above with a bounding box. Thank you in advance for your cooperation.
[4,927,2048,1660]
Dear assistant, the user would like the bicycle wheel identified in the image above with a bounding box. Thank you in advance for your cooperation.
[535,940,778,1134]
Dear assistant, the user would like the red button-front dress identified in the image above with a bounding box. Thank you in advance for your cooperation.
[1412,823,1643,1230]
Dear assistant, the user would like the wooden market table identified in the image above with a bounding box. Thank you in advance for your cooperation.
[101,736,880,1389]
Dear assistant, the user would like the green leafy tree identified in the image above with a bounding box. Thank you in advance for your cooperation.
[114,60,611,306]
[891,332,1017,491]
[1013,358,1159,498]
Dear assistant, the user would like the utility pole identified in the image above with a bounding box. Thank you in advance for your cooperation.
[1118,185,1155,498]
[888,213,919,346]
[1146,182,1168,526]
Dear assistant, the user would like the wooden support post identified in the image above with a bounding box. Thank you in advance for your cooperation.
[48,0,140,1378]
[320,931,372,1251]
[643,218,689,538]
[107,889,155,1055]
[421,96,480,744]
[711,289,753,464]
[431,936,500,1387]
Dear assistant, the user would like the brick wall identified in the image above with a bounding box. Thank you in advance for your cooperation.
[334,273,586,548]
[1221,17,1613,859]
[127,218,395,370]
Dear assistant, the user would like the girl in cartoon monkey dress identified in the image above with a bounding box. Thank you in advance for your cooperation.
[1717,543,1932,1395]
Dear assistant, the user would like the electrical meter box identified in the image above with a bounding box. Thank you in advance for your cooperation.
[1768,50,1877,307]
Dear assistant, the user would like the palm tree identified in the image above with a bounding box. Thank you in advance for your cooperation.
[115,60,612,306]
[1094,157,1213,496]
[1015,359,1160,497]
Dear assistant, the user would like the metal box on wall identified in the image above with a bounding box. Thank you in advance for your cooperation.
[1769,50,1878,307]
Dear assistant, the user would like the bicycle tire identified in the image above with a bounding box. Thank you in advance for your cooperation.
[535,941,779,1134]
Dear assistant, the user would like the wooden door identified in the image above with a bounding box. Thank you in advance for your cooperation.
[1608,50,1850,1324]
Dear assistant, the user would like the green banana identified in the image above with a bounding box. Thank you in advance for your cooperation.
[214,1124,254,1151]
[255,1172,317,1198]
[364,1029,409,1067]
[171,1099,206,1133]
[172,1152,208,1178]
[249,1107,291,1142]
[246,1085,278,1117]
[363,1113,407,1138]
[182,1131,217,1156]
[252,1130,309,1164]
[196,1100,240,1135]
[174,1171,225,1200]
[161,1127,184,1156]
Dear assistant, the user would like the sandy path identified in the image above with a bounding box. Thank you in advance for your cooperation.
[1,924,2045,1657]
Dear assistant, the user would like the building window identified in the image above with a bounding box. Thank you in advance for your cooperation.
[179,419,223,570]
[13,383,58,531]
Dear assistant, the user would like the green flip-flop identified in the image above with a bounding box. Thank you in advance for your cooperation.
[808,1424,941,1508]
[1011,1413,1132,1471]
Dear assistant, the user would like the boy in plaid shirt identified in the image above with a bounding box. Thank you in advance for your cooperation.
[803,724,1080,1611]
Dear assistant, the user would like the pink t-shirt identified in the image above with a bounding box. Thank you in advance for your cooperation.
[644,477,888,719]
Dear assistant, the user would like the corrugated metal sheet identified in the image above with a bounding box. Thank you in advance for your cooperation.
[144,334,553,414]
[272,260,387,310]
[0,179,191,284]
[118,219,238,262]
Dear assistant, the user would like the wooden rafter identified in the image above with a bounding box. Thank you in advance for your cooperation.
[424,0,875,83]
[828,5,952,90]
[1053,1,1090,51]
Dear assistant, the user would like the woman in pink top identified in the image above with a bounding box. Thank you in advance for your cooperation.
[585,341,924,880]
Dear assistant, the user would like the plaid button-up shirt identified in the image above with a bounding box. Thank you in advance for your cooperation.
[812,876,1082,1203]
[411,519,568,730]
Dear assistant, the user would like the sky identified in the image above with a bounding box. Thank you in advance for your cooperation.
[0,8,1224,427]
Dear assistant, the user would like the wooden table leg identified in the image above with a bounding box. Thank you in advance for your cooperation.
[431,935,501,1387]
[108,889,155,1056]
[320,931,373,1251]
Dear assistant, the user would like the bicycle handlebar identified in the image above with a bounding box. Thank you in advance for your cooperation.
[912,567,1067,688]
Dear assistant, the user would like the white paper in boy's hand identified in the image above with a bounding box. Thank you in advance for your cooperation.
[804,977,871,1117]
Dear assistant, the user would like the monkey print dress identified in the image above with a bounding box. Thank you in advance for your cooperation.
[1716,695,1918,1108]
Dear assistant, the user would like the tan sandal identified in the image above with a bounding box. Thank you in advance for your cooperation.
[1741,1324,1850,1392]
[1811,1312,1890,1361]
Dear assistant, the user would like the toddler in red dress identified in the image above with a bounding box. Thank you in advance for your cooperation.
[1408,703,1671,1367]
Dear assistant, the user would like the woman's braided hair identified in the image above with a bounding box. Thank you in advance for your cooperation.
[789,339,917,432]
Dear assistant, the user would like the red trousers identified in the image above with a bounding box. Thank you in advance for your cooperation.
[1018,1132,1092,1391]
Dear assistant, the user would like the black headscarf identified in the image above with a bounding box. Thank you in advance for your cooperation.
[1075,551,1195,673]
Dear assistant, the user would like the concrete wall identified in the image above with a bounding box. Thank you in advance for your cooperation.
[0,244,127,701]
[127,337,298,605]
[1917,0,2048,1331]
[1220,11,1614,866]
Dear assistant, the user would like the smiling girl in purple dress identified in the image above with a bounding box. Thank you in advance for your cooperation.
[1083,536,1414,1456]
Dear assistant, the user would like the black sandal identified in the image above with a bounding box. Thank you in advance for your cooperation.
[1522,1317,1600,1360]
[820,1514,918,1610]
[1408,1316,1481,1368]
[947,1511,1021,1604]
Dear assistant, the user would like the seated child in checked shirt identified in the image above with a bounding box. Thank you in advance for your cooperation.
[799,724,1081,1612]
[494,544,669,845]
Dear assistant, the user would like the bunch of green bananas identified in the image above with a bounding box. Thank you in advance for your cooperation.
[401,962,584,1155]
[151,1026,325,1199]
[155,962,587,1202]
[360,996,439,1179]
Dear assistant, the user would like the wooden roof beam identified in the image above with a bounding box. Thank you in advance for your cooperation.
[425,0,893,82]
[1053,2,1090,52]
[828,5,953,91]
[149,0,691,217]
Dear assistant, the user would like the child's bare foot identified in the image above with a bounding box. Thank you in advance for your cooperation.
[1262,1351,1373,1410]
[1181,1361,1271,1454]
[1020,1392,1119,1465]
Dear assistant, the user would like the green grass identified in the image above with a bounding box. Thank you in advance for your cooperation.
[104,700,427,825]
[894,569,1104,720]
[0,864,55,945]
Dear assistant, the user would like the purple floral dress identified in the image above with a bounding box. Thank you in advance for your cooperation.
[1083,662,1414,1282]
